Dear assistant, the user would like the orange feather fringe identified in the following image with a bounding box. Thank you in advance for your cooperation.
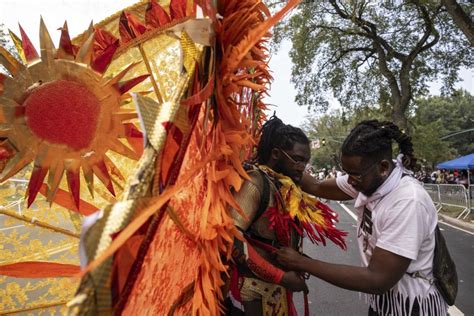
[81,0,300,314]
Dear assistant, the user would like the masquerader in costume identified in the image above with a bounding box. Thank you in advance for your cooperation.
[227,116,346,315]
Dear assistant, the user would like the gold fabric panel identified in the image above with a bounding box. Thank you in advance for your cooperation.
[230,171,264,231]
[70,32,200,314]
[231,170,278,242]
[1,2,203,315]
[0,173,80,314]
[239,277,288,315]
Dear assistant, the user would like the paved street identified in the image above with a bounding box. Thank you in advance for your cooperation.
[438,217,474,315]
[293,201,474,316]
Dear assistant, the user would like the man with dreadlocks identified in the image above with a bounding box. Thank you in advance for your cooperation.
[227,116,347,315]
[276,120,448,315]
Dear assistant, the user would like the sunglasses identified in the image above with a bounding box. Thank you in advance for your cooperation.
[280,149,308,168]
[340,162,378,183]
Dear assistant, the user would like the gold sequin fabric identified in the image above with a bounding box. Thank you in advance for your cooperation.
[240,277,289,316]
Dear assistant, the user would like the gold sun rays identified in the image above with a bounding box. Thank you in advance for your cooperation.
[0,18,146,211]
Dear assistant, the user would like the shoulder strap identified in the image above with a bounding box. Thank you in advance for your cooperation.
[253,169,270,223]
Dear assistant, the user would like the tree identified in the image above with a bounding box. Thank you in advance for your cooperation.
[411,120,456,169]
[271,0,472,131]
[0,23,21,75]
[441,0,474,45]
[302,90,473,170]
[302,107,386,168]
[0,24,10,49]
[411,89,474,166]
[303,111,347,168]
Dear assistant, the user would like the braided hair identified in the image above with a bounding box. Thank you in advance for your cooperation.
[341,120,417,171]
[256,115,309,164]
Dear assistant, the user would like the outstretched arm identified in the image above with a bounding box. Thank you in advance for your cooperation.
[276,246,410,295]
[277,198,430,294]
[300,174,353,201]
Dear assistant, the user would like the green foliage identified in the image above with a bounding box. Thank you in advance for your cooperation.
[302,111,346,168]
[269,0,473,129]
[0,23,20,75]
[301,90,473,169]
[301,107,386,168]
[412,89,474,166]
[0,24,10,48]
[411,120,456,168]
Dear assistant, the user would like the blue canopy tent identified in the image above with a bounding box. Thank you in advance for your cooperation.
[436,153,474,219]
[437,153,474,170]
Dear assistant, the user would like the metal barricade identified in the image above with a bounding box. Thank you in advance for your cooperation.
[469,185,473,204]
[437,184,469,219]
[423,184,442,212]
[468,185,473,219]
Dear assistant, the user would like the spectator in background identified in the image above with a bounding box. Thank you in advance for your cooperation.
[305,165,317,178]
[326,169,335,180]
[446,172,455,184]
[318,168,326,180]
[423,171,434,184]
[458,170,468,188]
[436,169,447,184]
[431,171,437,183]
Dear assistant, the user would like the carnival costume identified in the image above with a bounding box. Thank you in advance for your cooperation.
[229,165,346,315]
[0,0,345,314]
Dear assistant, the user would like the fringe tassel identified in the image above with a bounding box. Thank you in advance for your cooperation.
[366,287,447,316]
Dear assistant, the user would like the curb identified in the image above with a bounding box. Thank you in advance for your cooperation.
[438,214,474,234]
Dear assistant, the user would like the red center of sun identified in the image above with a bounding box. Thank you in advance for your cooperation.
[24,80,100,151]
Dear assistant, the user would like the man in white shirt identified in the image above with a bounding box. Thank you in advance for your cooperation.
[276,120,448,315]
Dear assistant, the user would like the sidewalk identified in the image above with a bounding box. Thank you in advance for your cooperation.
[438,212,474,234]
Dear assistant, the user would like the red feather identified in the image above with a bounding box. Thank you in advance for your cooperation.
[170,0,187,19]
[92,28,119,73]
[119,11,147,43]
[146,0,171,28]
[66,169,81,210]
[27,165,48,207]
[19,24,39,62]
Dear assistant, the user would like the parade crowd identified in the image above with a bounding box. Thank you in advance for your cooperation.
[415,169,471,187]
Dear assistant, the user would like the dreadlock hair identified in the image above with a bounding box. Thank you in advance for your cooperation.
[341,120,417,171]
[256,115,309,165]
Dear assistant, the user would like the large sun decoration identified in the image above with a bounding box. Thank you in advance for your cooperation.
[0,19,147,210]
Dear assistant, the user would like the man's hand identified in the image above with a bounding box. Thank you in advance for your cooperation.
[279,271,308,293]
[276,247,306,271]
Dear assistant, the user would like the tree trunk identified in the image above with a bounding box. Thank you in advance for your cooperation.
[441,0,474,45]
[391,101,409,132]
[385,69,410,132]
[385,82,410,131]
[395,66,412,132]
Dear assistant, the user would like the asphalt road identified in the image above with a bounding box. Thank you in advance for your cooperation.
[293,201,474,316]
[438,217,474,315]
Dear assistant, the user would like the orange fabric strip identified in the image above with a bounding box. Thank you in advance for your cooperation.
[180,74,215,106]
[80,153,219,277]
[39,184,99,216]
[0,262,80,278]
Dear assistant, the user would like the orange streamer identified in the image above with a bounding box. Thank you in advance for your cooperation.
[39,184,99,216]
[0,262,80,278]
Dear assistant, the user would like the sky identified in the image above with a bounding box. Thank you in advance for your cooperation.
[1,0,472,127]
